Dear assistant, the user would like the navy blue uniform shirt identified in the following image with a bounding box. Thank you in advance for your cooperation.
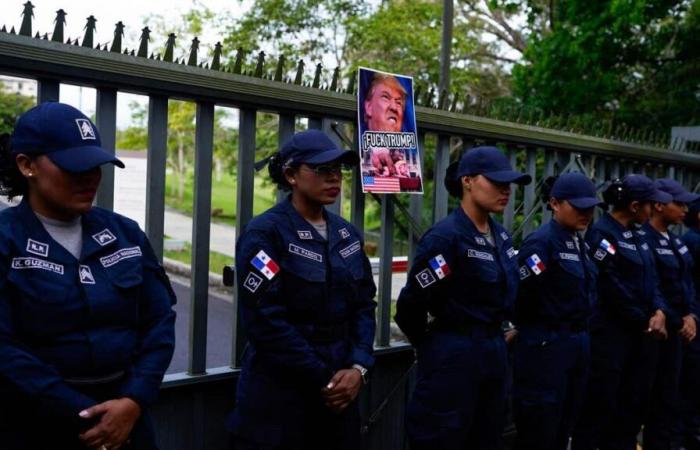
[234,197,377,388]
[585,212,667,328]
[395,207,519,346]
[683,228,700,310]
[516,219,597,327]
[0,199,176,422]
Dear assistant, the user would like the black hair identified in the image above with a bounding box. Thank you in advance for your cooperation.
[0,133,28,199]
[601,178,630,210]
[444,161,463,198]
[684,200,700,228]
[267,153,300,192]
[539,176,558,208]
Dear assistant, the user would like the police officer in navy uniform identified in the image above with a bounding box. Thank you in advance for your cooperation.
[396,146,531,450]
[0,102,176,450]
[680,199,700,450]
[227,130,377,450]
[640,179,699,450]
[513,173,601,450]
[572,174,670,450]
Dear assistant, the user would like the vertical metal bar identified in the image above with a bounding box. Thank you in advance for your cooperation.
[377,195,394,346]
[594,156,606,221]
[145,95,168,262]
[433,134,450,223]
[277,113,295,203]
[541,149,556,223]
[232,108,257,367]
[503,148,517,232]
[37,79,59,102]
[408,132,426,268]
[350,127,365,234]
[612,159,621,179]
[308,117,322,129]
[323,119,342,215]
[668,165,676,179]
[188,101,215,376]
[95,88,117,210]
[439,0,454,94]
[523,147,537,235]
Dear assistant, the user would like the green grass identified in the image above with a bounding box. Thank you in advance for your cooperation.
[165,171,276,227]
[163,241,234,277]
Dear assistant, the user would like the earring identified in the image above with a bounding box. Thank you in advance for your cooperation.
[27,172,33,177]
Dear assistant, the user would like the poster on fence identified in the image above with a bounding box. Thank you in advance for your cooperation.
[357,67,423,194]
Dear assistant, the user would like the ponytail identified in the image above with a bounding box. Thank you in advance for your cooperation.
[444,161,463,198]
[0,133,27,199]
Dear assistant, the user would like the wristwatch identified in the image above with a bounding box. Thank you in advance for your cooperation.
[352,364,368,384]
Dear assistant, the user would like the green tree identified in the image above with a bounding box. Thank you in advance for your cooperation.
[0,84,34,135]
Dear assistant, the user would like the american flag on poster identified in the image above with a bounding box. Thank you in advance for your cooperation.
[363,176,401,193]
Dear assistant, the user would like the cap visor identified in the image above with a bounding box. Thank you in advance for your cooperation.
[304,149,359,166]
[483,170,532,185]
[568,197,604,209]
[675,192,700,203]
[647,190,673,204]
[47,146,125,173]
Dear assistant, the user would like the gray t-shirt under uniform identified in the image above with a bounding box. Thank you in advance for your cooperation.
[35,212,83,259]
[311,221,328,240]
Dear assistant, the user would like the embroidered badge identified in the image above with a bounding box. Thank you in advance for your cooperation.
[100,246,142,268]
[339,228,351,239]
[622,231,633,239]
[599,239,616,255]
[26,239,49,257]
[519,265,531,280]
[594,249,608,261]
[656,248,674,256]
[566,241,575,250]
[428,254,451,279]
[467,249,494,261]
[500,231,510,241]
[79,265,96,284]
[680,246,689,255]
[339,241,361,259]
[297,230,313,240]
[288,243,323,262]
[676,238,683,246]
[525,253,545,275]
[76,118,97,140]
[243,272,264,293]
[506,247,516,259]
[637,230,647,236]
[415,268,437,288]
[659,239,668,246]
[474,236,486,246]
[92,229,117,246]
[641,243,649,251]
[251,250,280,280]
[559,252,580,261]
[618,241,636,251]
[12,257,64,274]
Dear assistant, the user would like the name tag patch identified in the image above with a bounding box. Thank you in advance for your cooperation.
[559,252,580,261]
[12,257,64,274]
[100,246,142,268]
[339,241,361,259]
[26,239,49,257]
[297,230,313,240]
[618,242,637,251]
[415,268,437,288]
[92,229,117,246]
[679,246,689,255]
[289,243,323,262]
[243,272,263,293]
[79,265,96,284]
[656,248,674,255]
[467,249,494,261]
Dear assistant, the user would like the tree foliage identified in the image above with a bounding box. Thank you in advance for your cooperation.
[0,85,34,135]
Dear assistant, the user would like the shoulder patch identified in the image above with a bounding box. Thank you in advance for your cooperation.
[428,254,451,279]
[415,268,437,288]
[519,265,531,280]
[338,228,351,239]
[251,250,280,280]
[599,239,616,255]
[26,238,49,257]
[525,253,546,275]
[243,272,264,293]
[467,249,495,261]
[288,243,323,263]
[594,249,608,261]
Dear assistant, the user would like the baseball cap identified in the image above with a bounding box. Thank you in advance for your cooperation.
[279,130,359,166]
[622,174,672,204]
[457,146,531,185]
[550,172,604,209]
[11,102,124,172]
[653,178,700,203]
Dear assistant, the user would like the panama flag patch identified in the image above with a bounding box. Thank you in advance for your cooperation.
[251,250,280,280]
[525,253,546,275]
[428,254,451,279]
[600,239,616,255]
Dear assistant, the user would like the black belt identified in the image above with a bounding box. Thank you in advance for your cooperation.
[297,323,349,343]
[430,321,502,338]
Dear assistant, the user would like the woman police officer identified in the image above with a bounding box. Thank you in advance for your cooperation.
[395,146,531,450]
[572,174,671,450]
[512,173,601,450]
[0,102,176,449]
[640,179,699,450]
[227,130,377,450]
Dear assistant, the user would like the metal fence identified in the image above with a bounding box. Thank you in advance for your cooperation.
[2,4,700,448]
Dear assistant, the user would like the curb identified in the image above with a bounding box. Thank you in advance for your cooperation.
[162,257,225,287]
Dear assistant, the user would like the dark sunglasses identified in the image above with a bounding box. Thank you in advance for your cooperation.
[301,163,353,176]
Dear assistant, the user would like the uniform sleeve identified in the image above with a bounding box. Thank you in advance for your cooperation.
[0,250,97,424]
[119,235,176,407]
[347,245,377,369]
[395,233,454,347]
[649,256,669,315]
[682,236,700,320]
[236,228,334,388]
[514,236,550,326]
[585,229,649,326]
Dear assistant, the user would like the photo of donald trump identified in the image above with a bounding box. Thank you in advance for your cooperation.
[357,68,423,194]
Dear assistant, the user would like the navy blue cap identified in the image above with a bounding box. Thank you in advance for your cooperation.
[457,146,531,185]
[11,102,124,173]
[280,130,359,166]
[551,172,603,209]
[622,174,672,203]
[654,178,700,203]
